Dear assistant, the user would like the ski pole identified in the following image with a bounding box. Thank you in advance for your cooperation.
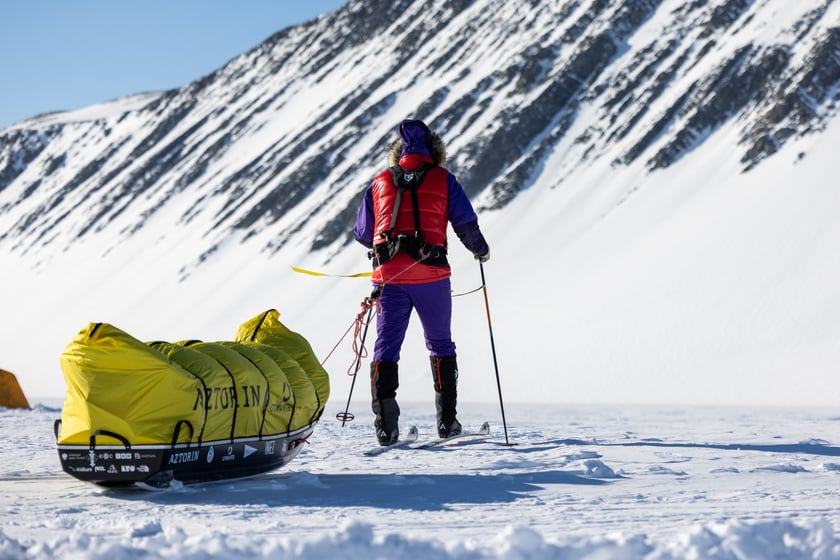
[479,262,513,446]
[336,290,379,426]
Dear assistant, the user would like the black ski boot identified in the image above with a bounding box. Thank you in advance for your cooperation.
[371,360,400,446]
[431,356,462,438]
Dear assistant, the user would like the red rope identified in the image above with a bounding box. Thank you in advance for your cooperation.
[319,320,354,366]
[321,253,431,371]
[347,296,379,376]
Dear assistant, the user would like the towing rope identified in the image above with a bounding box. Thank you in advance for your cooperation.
[318,252,479,374]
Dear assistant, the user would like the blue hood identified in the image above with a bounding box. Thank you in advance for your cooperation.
[399,120,433,159]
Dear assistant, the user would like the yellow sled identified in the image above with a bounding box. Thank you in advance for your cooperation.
[55,310,329,488]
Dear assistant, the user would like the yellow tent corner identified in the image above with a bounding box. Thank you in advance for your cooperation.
[0,369,30,409]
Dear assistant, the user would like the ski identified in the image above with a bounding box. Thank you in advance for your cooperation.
[363,425,419,456]
[412,421,491,449]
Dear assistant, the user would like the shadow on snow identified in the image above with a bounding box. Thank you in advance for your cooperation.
[549,438,840,457]
[107,469,606,510]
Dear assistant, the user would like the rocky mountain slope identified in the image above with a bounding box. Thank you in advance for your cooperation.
[1,0,838,406]
[1,0,836,266]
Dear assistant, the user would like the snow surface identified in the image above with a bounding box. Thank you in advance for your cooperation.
[2,401,840,558]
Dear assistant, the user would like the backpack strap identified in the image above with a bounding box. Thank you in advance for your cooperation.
[384,162,434,240]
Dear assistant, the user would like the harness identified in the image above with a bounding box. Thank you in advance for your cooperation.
[371,162,449,268]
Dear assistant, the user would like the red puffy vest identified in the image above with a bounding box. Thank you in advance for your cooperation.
[370,153,451,284]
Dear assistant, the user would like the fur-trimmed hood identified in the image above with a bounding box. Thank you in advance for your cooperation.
[388,124,447,167]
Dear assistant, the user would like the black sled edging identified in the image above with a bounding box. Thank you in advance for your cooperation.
[54,418,314,488]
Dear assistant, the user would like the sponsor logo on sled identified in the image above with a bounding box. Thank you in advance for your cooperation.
[98,452,133,461]
[265,441,275,455]
[168,450,200,465]
[222,446,236,462]
[244,445,257,459]
[192,385,264,411]
[207,446,215,463]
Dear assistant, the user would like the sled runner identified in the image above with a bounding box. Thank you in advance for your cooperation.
[54,310,329,488]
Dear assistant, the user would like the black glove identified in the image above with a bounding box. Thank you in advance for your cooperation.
[474,249,490,263]
[370,284,383,300]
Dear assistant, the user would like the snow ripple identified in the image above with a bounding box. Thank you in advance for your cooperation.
[2,518,838,559]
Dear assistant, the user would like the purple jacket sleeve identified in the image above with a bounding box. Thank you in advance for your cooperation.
[354,186,375,249]
[447,174,489,256]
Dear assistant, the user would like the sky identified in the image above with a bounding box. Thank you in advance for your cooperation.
[0,0,349,130]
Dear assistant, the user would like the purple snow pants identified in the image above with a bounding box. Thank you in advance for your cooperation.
[373,278,456,362]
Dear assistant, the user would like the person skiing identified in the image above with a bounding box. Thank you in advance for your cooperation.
[354,119,490,446]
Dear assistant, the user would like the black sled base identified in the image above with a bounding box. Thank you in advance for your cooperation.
[55,421,314,488]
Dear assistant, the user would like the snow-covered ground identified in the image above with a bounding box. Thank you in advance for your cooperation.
[2,400,839,558]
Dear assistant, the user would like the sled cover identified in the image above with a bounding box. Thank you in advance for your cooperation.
[58,311,329,446]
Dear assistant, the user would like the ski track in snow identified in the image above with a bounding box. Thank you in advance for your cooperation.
[2,402,840,559]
